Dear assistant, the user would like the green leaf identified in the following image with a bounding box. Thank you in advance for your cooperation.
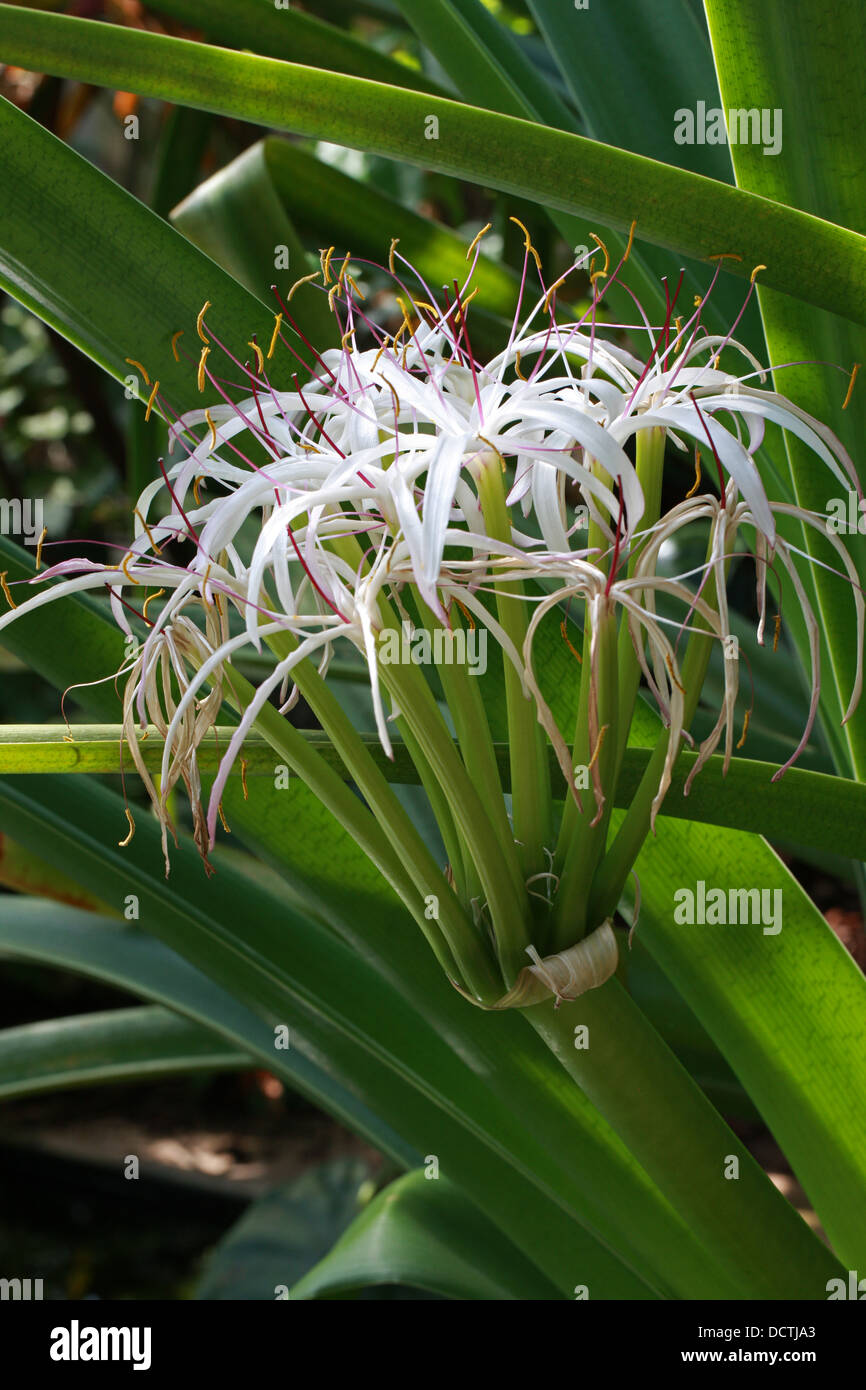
[195,1157,376,1300]
[2,9,865,322]
[633,813,866,1268]
[0,92,291,420]
[0,1005,250,1099]
[148,0,446,92]
[7,725,866,860]
[704,0,866,780]
[170,140,337,347]
[291,1168,561,1300]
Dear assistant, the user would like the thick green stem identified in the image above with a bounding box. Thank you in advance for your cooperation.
[525,982,841,1298]
[476,454,552,879]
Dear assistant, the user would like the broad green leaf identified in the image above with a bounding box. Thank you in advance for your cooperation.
[704,0,866,780]
[148,0,446,92]
[0,781,668,1298]
[5,724,866,862]
[202,137,522,320]
[291,1168,561,1300]
[170,140,337,347]
[2,9,865,322]
[0,829,109,911]
[0,92,304,422]
[0,894,406,1150]
[633,813,866,1268]
[525,0,763,354]
[0,1005,250,1099]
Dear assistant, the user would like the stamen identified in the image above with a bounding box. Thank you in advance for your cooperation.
[508,216,542,272]
[665,652,686,693]
[686,449,702,499]
[118,807,136,848]
[144,378,160,421]
[248,340,265,373]
[218,801,231,833]
[288,272,322,302]
[124,357,150,386]
[773,613,782,653]
[707,252,743,263]
[589,233,610,279]
[623,219,637,263]
[171,330,184,362]
[843,362,861,410]
[267,313,283,358]
[750,263,767,284]
[0,572,17,609]
[35,526,47,570]
[736,706,752,749]
[466,223,492,260]
[388,238,399,274]
[560,619,582,664]
[196,300,211,343]
[587,722,609,771]
[514,351,528,382]
[205,408,217,449]
[320,247,336,284]
[197,345,210,393]
[142,588,165,621]
[241,757,249,801]
[121,554,140,585]
[192,476,204,505]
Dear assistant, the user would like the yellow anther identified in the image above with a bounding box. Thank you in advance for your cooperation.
[453,597,475,631]
[623,219,637,264]
[543,271,569,314]
[287,274,320,309]
[171,330,184,362]
[118,807,136,848]
[197,344,210,393]
[665,652,686,693]
[843,362,861,410]
[192,476,206,505]
[694,294,703,308]
[267,313,283,359]
[134,507,163,555]
[35,526,47,570]
[144,378,160,421]
[388,238,400,274]
[241,758,249,802]
[345,273,366,300]
[736,706,752,750]
[337,252,351,290]
[218,801,231,834]
[587,723,609,771]
[372,336,391,372]
[589,233,610,279]
[328,283,341,314]
[341,330,355,353]
[686,449,702,498]
[708,252,743,262]
[466,223,492,260]
[142,587,165,621]
[125,358,150,386]
[674,316,683,353]
[750,263,767,284]
[452,285,479,326]
[320,246,336,284]
[509,216,542,272]
[773,613,782,653]
[248,340,265,373]
[205,408,217,450]
[560,618,582,665]
[196,300,211,343]
[514,350,528,382]
[121,554,140,585]
[0,572,17,609]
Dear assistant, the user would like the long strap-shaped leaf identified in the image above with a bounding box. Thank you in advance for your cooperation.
[4,725,866,862]
[1,7,865,322]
